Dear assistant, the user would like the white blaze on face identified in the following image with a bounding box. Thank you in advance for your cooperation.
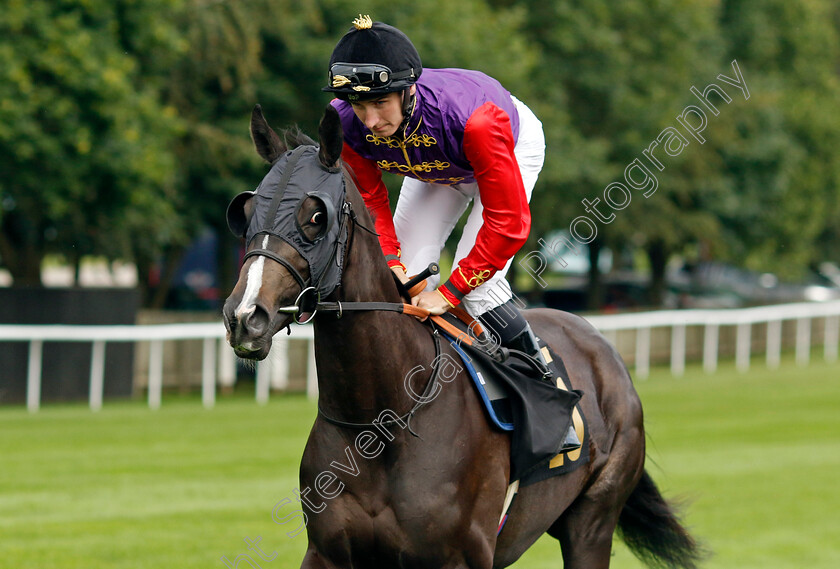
[236,235,270,319]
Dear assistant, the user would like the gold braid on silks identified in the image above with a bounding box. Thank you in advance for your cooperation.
[332,75,371,91]
[332,75,351,88]
[463,269,491,288]
[366,133,438,149]
[376,160,451,174]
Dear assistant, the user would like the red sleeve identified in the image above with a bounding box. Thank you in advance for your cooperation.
[438,102,531,307]
[341,143,405,270]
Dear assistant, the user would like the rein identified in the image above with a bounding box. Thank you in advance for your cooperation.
[311,197,445,435]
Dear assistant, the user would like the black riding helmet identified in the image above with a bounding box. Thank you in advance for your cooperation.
[323,15,422,108]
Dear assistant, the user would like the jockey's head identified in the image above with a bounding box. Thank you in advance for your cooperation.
[323,16,421,121]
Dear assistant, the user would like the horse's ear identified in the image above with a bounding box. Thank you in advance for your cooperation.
[318,104,344,169]
[250,104,286,163]
[226,191,256,239]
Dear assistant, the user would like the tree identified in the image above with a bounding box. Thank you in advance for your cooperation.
[0,1,184,286]
[5,0,837,312]
[515,0,727,307]
[139,0,290,307]
[714,0,840,279]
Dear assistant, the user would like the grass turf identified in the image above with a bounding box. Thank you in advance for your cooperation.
[1,356,838,568]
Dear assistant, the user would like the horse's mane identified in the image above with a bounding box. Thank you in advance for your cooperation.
[281,126,316,149]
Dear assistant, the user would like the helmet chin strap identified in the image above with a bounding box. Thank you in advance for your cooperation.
[397,87,416,138]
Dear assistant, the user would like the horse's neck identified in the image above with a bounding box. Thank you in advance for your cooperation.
[312,208,433,416]
[337,215,402,305]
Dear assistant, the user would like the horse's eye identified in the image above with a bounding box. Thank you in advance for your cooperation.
[310,211,324,224]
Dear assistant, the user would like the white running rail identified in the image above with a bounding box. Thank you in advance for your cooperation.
[584,300,840,379]
[0,322,314,413]
[2,300,838,413]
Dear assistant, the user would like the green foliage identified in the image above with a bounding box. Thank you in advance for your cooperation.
[0,0,183,284]
[1,0,839,303]
[514,0,840,297]
[715,0,840,277]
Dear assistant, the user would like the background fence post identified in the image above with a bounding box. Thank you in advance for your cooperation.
[218,338,236,389]
[26,340,43,413]
[703,323,719,374]
[202,337,216,409]
[826,315,839,363]
[736,322,751,372]
[796,317,811,367]
[636,327,650,380]
[255,360,270,405]
[306,339,318,399]
[89,340,106,411]
[671,324,686,377]
[148,340,163,410]
[766,319,782,369]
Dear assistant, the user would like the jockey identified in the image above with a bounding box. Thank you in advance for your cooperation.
[323,15,548,367]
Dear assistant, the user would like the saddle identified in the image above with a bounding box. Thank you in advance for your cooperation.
[429,310,589,486]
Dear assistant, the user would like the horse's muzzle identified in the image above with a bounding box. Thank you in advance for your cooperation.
[223,301,280,360]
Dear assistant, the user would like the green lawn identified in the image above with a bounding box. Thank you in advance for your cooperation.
[1,357,838,568]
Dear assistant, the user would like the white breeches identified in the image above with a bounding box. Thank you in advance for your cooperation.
[393,97,545,317]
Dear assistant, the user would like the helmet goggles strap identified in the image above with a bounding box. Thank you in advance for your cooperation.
[330,62,417,90]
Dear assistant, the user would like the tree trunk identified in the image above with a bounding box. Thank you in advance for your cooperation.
[13,255,43,286]
[148,246,186,310]
[4,245,44,286]
[134,252,152,308]
[1,221,45,286]
[646,239,669,308]
[586,239,604,311]
[71,252,81,288]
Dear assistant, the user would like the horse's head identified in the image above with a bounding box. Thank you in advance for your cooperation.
[223,104,346,359]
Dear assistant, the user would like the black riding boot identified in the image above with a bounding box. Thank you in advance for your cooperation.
[479,300,550,373]
[479,301,581,453]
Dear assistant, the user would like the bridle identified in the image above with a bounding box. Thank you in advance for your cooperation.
[242,149,419,326]
[239,144,355,324]
[248,197,389,325]
[237,153,444,434]
[246,199,354,325]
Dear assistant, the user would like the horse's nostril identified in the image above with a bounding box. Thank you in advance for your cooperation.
[243,305,270,336]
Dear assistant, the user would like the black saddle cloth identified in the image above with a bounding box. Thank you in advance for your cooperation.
[435,315,584,482]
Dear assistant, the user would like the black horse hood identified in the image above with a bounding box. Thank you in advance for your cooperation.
[228,145,347,299]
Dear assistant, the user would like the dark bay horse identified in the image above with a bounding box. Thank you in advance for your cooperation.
[223,105,702,569]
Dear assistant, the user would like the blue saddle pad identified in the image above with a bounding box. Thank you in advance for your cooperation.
[447,340,514,431]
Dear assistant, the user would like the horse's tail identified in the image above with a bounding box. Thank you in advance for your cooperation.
[616,469,705,569]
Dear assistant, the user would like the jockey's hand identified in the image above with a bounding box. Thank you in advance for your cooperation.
[390,265,410,285]
[411,290,451,315]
